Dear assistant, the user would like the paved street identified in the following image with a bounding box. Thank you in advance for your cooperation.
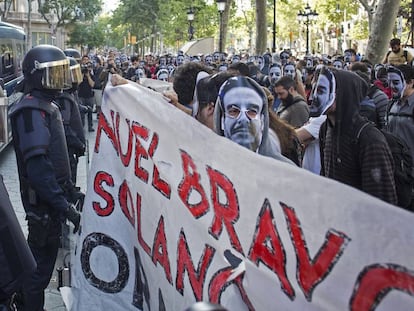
[0,117,98,311]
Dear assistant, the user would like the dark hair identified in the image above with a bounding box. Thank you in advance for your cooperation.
[396,64,414,83]
[228,62,249,76]
[344,48,356,56]
[390,38,401,46]
[350,61,368,73]
[274,76,296,90]
[197,71,236,110]
[130,55,139,62]
[173,62,213,106]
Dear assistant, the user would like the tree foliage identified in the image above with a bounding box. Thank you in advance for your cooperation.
[37,0,102,28]
[66,17,106,51]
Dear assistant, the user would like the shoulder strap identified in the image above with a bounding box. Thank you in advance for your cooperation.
[386,100,414,121]
[404,50,408,61]
[367,85,378,99]
[385,50,391,62]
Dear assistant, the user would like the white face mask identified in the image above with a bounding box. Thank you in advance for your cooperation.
[283,64,296,80]
[269,66,282,84]
[222,87,264,152]
[333,61,343,69]
[312,72,336,115]
[387,71,406,99]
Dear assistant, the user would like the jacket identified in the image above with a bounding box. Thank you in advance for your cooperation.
[320,70,397,205]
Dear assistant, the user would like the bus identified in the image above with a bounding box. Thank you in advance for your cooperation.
[0,21,26,153]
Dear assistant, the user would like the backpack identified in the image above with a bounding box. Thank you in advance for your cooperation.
[354,120,414,210]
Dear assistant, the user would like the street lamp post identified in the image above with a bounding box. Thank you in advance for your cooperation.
[297,2,318,55]
[272,0,276,53]
[216,0,226,53]
[187,7,195,41]
[335,4,342,54]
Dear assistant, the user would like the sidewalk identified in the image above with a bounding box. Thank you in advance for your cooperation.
[0,117,98,311]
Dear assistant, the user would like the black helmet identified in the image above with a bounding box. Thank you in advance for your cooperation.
[67,56,82,85]
[22,45,71,91]
[63,48,81,62]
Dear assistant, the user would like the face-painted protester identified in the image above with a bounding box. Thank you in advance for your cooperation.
[8,45,81,311]
[386,65,414,186]
[343,48,357,68]
[267,63,283,112]
[312,67,397,205]
[283,62,296,80]
[214,75,294,165]
[387,65,407,100]
[156,67,170,81]
[268,63,282,86]
[193,71,237,130]
[279,50,291,66]
[373,65,392,99]
[350,62,388,129]
[332,59,344,69]
[274,76,309,128]
[218,62,228,72]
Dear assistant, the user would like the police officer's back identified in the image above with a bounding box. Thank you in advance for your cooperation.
[8,45,81,311]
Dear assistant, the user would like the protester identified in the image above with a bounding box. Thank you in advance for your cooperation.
[8,44,82,311]
[193,71,236,130]
[264,87,302,166]
[92,56,104,117]
[312,67,397,205]
[350,62,388,129]
[214,75,294,164]
[78,55,95,132]
[382,38,414,66]
[274,76,310,128]
[386,65,414,177]
[373,65,392,99]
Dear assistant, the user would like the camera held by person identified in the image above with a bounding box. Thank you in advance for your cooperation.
[81,62,92,74]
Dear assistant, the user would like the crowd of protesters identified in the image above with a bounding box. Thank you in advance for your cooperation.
[106,37,414,212]
[1,35,413,310]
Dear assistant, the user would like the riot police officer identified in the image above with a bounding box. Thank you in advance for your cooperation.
[8,45,81,311]
[56,57,86,185]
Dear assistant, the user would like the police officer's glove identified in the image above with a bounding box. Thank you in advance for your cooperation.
[65,204,81,233]
[64,185,85,212]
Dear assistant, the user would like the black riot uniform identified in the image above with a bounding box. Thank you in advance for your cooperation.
[56,57,86,185]
[8,45,81,311]
[0,174,36,311]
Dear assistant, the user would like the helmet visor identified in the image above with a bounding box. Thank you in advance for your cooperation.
[36,59,72,89]
[70,63,82,84]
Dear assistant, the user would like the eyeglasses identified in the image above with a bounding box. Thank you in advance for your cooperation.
[225,105,259,120]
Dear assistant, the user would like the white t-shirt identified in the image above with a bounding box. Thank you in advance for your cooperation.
[301,115,327,174]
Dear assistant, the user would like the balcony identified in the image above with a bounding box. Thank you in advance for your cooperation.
[5,11,54,24]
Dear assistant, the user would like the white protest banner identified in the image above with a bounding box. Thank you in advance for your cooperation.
[70,80,414,311]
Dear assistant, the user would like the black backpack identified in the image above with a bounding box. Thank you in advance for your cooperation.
[354,120,414,210]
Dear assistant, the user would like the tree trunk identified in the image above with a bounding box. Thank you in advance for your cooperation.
[221,0,233,54]
[364,0,401,64]
[255,0,267,54]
